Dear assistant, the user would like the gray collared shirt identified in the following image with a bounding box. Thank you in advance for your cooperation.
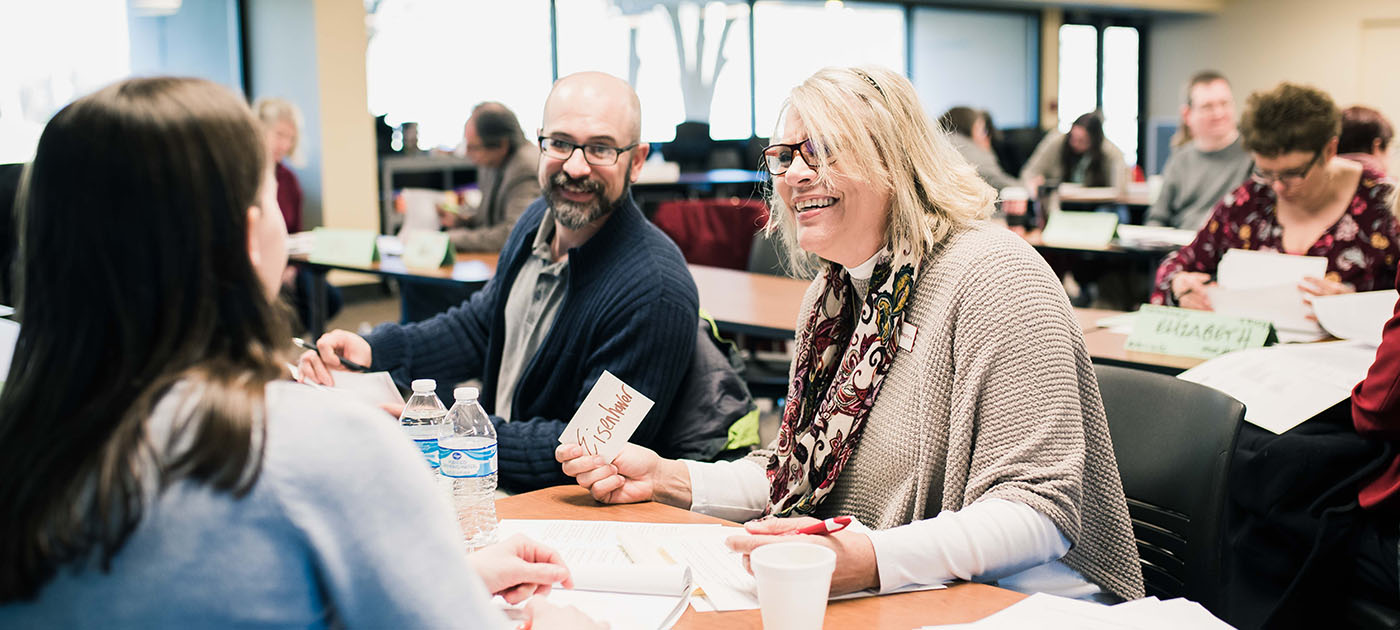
[495,207,570,421]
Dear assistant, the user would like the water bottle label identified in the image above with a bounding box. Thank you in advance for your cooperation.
[439,443,497,478]
[414,438,440,468]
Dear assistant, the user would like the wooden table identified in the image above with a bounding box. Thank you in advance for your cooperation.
[1081,327,1205,374]
[497,486,1027,629]
[689,265,809,339]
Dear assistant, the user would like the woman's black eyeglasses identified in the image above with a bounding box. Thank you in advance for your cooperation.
[762,139,829,176]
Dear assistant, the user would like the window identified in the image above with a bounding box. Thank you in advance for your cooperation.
[1057,19,1144,167]
[752,0,905,137]
[555,1,752,143]
[1056,23,1097,135]
[1101,26,1139,167]
[0,0,243,164]
[365,0,553,151]
[911,6,1038,130]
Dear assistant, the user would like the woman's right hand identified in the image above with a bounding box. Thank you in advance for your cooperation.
[525,598,609,630]
[555,443,663,504]
[1170,272,1215,310]
[295,329,372,386]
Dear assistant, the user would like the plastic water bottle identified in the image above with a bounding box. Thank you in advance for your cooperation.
[439,386,498,549]
[400,379,447,470]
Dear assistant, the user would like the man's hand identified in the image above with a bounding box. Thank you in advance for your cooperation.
[295,330,372,386]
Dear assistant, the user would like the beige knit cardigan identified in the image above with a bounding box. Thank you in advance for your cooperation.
[749,221,1145,601]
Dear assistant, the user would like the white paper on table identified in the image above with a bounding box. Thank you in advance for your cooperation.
[1178,341,1378,434]
[1206,284,1326,339]
[1313,290,1398,346]
[1216,248,1327,290]
[1095,312,1138,334]
[558,370,654,463]
[1114,225,1198,247]
[375,234,404,257]
[285,231,316,256]
[0,318,17,383]
[918,592,1232,630]
[327,371,404,409]
[397,188,448,234]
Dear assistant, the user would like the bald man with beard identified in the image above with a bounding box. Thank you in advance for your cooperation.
[301,72,699,491]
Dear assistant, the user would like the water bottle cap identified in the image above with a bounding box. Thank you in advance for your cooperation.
[410,379,437,392]
[455,386,479,401]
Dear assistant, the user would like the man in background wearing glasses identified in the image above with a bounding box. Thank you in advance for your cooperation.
[301,72,699,492]
[1146,71,1253,231]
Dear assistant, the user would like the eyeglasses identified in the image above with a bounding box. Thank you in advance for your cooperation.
[537,136,638,166]
[1251,152,1322,186]
[762,139,831,176]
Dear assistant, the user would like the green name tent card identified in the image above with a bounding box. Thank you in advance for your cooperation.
[1041,211,1119,248]
[1126,304,1276,359]
[401,231,455,269]
[309,228,379,268]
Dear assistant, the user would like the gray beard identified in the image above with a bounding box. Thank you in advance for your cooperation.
[547,173,632,230]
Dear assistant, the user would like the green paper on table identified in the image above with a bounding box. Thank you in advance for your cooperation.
[1041,211,1119,248]
[401,231,455,269]
[309,228,378,267]
[1126,304,1275,359]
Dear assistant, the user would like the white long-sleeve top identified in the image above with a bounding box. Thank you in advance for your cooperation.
[683,458,1102,600]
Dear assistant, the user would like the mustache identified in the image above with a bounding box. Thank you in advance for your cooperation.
[549,171,605,195]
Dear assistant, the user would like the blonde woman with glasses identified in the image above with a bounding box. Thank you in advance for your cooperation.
[557,66,1144,603]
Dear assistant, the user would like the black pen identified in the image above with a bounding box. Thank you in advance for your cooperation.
[292,337,370,372]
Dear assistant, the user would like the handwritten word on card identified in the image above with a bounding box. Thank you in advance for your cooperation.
[1126,304,1274,359]
[560,371,654,463]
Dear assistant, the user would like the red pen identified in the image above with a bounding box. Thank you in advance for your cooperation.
[795,516,853,535]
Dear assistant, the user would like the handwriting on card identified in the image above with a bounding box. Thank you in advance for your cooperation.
[560,371,654,463]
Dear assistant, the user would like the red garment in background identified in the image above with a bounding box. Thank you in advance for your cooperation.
[1353,267,1400,509]
[652,198,769,270]
[275,161,304,234]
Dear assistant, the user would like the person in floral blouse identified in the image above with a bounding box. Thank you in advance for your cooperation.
[1151,82,1400,309]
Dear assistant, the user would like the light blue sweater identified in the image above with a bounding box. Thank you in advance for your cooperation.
[0,381,508,629]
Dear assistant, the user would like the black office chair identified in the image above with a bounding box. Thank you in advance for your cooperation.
[1094,364,1244,614]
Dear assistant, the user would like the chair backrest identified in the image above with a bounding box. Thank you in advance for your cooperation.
[1094,364,1244,612]
[652,198,769,270]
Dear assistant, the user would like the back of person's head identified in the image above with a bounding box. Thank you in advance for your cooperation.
[1241,83,1340,158]
[939,106,980,138]
[766,65,994,275]
[1338,105,1394,155]
[252,97,304,166]
[0,76,287,601]
[470,102,526,153]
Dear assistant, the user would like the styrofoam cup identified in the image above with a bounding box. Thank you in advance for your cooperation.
[750,542,837,630]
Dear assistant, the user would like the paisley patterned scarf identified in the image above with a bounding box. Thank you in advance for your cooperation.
[766,242,919,516]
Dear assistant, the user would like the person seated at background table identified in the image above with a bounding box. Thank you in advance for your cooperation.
[939,106,1017,191]
[253,97,343,331]
[1151,83,1400,309]
[299,72,699,492]
[557,65,1145,603]
[1146,71,1253,231]
[1338,105,1393,175]
[399,102,543,323]
[1020,111,1126,191]
[0,76,602,629]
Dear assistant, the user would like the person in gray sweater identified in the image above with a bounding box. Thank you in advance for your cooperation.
[558,66,1145,603]
[0,76,601,629]
[940,106,1018,191]
[1146,71,1253,230]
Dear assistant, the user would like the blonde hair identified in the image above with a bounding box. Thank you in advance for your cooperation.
[251,97,305,168]
[765,66,996,276]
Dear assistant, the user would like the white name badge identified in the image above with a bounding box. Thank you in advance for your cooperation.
[559,370,655,463]
[898,322,918,352]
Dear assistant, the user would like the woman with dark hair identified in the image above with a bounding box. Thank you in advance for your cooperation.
[940,106,1017,190]
[1339,105,1394,175]
[1020,112,1126,190]
[0,77,601,629]
[1151,83,1400,310]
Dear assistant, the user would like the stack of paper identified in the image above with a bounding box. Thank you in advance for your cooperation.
[1115,225,1198,248]
[1178,340,1378,434]
[1313,290,1398,346]
[1206,249,1329,341]
[920,592,1233,629]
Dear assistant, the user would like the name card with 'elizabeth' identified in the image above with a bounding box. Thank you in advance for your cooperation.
[559,370,655,463]
[1126,304,1276,359]
[308,228,379,268]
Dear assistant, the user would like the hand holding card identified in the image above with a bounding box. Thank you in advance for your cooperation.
[559,370,654,463]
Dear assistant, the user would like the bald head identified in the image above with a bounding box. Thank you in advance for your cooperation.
[543,71,642,144]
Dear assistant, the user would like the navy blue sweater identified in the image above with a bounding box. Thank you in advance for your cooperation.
[367,196,699,490]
